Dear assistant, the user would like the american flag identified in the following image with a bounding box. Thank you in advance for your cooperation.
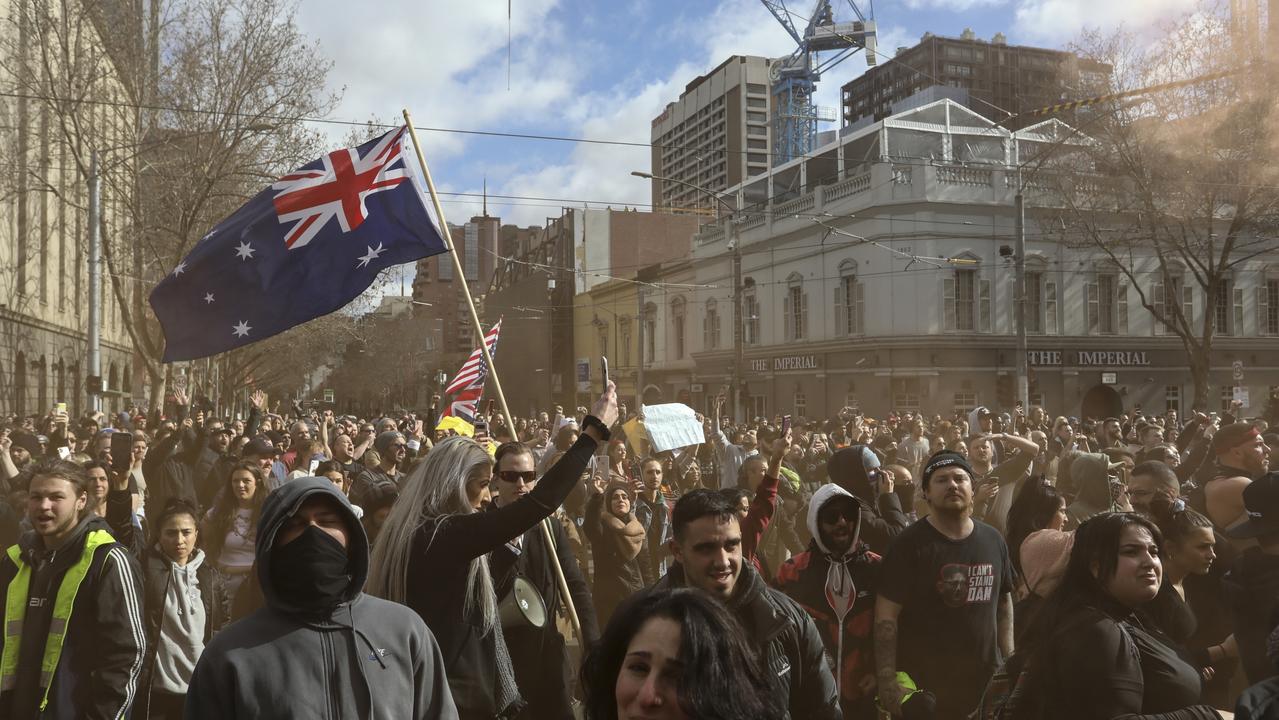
[442,319,502,421]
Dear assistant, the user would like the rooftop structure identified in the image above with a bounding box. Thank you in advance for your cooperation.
[840,30,1110,130]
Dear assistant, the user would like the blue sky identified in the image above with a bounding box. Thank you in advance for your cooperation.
[292,0,1201,230]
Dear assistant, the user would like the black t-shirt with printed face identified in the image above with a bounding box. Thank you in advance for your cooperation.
[879,517,1014,717]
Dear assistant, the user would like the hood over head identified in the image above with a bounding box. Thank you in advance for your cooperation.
[255,477,369,614]
[827,445,880,502]
[807,483,863,556]
[1070,452,1113,509]
[969,406,991,433]
[1020,529,1074,598]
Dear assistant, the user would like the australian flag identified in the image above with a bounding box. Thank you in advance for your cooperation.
[149,126,449,362]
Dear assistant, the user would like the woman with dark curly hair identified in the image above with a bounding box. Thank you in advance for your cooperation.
[581,588,786,720]
[1012,512,1224,720]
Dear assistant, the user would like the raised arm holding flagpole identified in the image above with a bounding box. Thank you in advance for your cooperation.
[402,109,591,648]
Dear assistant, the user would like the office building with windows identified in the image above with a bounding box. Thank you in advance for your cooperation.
[650,55,775,214]
[0,4,140,417]
[841,30,1111,130]
[639,99,1279,420]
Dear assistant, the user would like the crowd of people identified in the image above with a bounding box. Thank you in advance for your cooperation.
[2,383,1279,720]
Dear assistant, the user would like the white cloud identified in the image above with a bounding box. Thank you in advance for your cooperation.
[296,0,576,158]
[475,0,892,226]
[1012,0,1202,45]
[298,0,901,229]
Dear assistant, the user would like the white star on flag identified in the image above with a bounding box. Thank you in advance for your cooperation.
[173,262,187,276]
[204,293,215,304]
[235,242,256,260]
[356,242,386,269]
[232,320,252,338]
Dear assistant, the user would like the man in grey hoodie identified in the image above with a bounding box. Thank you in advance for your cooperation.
[186,477,458,719]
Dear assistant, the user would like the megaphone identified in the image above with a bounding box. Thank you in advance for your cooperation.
[499,576,547,629]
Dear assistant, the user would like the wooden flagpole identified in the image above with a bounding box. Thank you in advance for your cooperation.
[402,110,585,645]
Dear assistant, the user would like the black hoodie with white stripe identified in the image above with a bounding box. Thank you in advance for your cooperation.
[0,514,147,720]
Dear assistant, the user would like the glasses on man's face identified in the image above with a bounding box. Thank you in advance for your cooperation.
[390,443,407,452]
[496,470,536,484]
[818,505,859,524]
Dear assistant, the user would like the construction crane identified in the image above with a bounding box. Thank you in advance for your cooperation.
[760,0,877,163]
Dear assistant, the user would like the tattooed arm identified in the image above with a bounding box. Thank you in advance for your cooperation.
[874,595,906,717]
[998,592,1015,659]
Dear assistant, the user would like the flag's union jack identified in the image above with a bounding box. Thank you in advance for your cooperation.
[149,125,447,362]
[445,387,484,423]
[273,127,409,249]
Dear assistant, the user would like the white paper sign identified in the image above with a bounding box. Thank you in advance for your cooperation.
[641,403,705,452]
[1234,386,1250,408]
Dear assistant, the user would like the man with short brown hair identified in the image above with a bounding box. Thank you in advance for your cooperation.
[0,459,145,719]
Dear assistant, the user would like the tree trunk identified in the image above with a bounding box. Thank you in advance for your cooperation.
[147,362,168,417]
[1189,353,1211,412]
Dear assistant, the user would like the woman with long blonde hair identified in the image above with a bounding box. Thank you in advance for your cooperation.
[367,385,617,719]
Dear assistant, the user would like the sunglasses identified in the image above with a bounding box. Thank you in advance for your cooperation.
[496,470,536,484]
[818,505,859,524]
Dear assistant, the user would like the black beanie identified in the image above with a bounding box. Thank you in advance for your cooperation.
[922,451,975,488]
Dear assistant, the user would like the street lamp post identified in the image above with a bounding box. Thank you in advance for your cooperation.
[631,171,743,421]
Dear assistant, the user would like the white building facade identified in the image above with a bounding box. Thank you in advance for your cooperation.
[641,100,1279,420]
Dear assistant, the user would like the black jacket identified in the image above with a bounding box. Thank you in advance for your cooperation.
[1236,677,1279,720]
[141,547,232,645]
[1020,598,1221,720]
[1225,547,1279,684]
[0,516,146,720]
[143,429,198,520]
[138,548,232,710]
[405,431,599,719]
[489,515,598,720]
[180,428,224,512]
[656,562,842,720]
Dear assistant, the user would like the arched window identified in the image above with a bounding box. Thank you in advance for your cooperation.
[108,362,119,393]
[644,302,657,364]
[122,363,132,394]
[742,278,759,346]
[1259,265,1279,336]
[784,272,807,341]
[703,298,721,350]
[593,315,609,358]
[69,363,80,418]
[1086,261,1127,336]
[1024,255,1057,335]
[836,260,863,336]
[671,296,686,359]
[55,360,65,406]
[943,252,989,332]
[36,356,47,414]
[14,352,26,417]
[618,316,632,367]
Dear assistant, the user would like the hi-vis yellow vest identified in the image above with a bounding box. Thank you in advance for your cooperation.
[0,529,116,711]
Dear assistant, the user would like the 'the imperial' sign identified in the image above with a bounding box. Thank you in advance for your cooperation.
[749,354,823,372]
[1028,350,1151,367]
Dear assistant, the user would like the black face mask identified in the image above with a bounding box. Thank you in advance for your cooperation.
[271,524,351,613]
